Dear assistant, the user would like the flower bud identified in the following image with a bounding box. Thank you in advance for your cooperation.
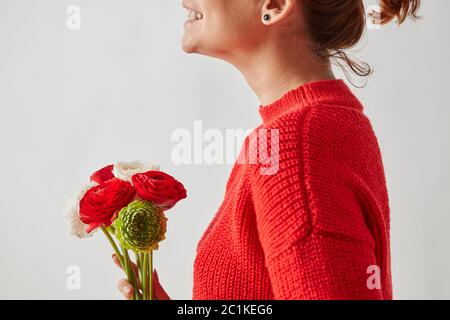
[116,200,167,252]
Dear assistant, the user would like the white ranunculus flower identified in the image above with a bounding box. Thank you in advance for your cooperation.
[113,161,160,183]
[63,183,97,239]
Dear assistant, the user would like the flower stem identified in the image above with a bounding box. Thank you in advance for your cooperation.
[142,253,148,300]
[101,226,124,266]
[139,253,144,296]
[135,251,143,299]
[138,252,144,280]
[120,246,132,297]
[149,250,153,300]
[101,227,140,300]
[123,247,140,300]
[135,252,140,270]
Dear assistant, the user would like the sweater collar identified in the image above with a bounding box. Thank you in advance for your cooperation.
[258,79,363,123]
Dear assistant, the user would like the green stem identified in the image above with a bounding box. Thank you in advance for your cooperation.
[135,252,143,298]
[101,226,124,266]
[120,246,132,297]
[101,227,140,299]
[149,250,153,300]
[138,252,143,280]
[133,252,143,300]
[123,247,140,300]
[143,253,148,300]
[139,253,145,295]
[135,252,141,276]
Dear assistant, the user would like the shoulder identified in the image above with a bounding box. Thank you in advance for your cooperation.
[249,103,385,247]
[264,102,373,138]
[259,102,380,164]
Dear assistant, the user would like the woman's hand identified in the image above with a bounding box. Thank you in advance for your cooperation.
[112,253,171,300]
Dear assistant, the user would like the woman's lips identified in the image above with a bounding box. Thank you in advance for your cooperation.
[182,1,203,24]
[186,8,203,22]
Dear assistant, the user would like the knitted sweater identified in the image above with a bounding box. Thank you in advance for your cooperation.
[192,79,392,300]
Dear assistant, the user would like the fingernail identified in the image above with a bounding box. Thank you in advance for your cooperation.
[123,286,132,294]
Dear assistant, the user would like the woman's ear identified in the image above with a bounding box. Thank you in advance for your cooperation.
[261,0,297,25]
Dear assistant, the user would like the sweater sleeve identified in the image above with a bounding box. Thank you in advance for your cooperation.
[249,106,389,300]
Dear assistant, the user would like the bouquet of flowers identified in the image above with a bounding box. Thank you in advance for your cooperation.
[63,161,187,300]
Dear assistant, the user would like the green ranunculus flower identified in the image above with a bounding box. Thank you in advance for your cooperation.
[116,200,167,252]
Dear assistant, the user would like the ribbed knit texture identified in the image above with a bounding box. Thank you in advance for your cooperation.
[192,79,392,300]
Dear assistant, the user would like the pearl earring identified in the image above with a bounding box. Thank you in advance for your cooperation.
[263,14,271,22]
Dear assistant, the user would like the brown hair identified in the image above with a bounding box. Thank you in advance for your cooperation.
[301,0,421,77]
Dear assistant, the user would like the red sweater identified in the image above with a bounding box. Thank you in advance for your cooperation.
[192,80,392,300]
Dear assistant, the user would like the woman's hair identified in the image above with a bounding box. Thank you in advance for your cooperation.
[301,0,421,77]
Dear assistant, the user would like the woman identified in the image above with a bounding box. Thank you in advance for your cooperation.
[114,0,420,300]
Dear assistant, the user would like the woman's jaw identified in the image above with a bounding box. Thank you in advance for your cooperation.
[181,0,205,53]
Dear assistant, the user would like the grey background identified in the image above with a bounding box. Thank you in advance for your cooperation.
[0,0,449,299]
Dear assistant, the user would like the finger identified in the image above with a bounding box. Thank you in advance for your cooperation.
[112,254,123,270]
[113,254,141,290]
[130,261,139,278]
[112,254,139,275]
[152,269,171,300]
[118,278,134,300]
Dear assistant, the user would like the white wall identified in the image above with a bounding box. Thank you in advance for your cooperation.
[0,0,449,299]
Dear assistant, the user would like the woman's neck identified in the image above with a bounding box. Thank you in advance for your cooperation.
[231,40,335,106]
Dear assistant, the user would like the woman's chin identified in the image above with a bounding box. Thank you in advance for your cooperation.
[182,36,200,54]
[182,42,195,54]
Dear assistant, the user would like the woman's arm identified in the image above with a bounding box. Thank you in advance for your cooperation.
[249,105,391,300]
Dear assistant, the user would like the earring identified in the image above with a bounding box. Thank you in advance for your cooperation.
[263,14,271,22]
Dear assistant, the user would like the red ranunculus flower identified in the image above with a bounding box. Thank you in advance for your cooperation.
[79,178,136,233]
[132,171,187,210]
[90,164,114,184]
